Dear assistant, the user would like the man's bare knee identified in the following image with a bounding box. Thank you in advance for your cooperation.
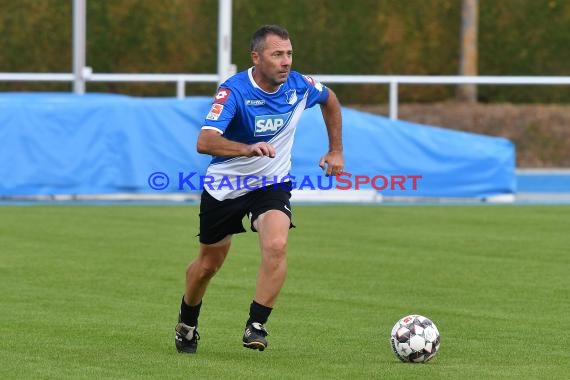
[188,260,220,279]
[188,236,231,281]
[263,236,287,257]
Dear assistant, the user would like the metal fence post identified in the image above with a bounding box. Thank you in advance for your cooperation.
[389,80,398,120]
[176,79,185,99]
[72,0,86,94]
[217,0,233,85]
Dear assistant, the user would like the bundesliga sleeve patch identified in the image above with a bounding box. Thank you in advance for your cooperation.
[214,88,231,104]
[303,75,315,86]
[206,104,224,121]
[302,75,323,91]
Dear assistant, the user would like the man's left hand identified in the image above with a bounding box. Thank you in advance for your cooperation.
[319,151,344,177]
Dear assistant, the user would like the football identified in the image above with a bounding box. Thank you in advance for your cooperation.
[390,314,440,363]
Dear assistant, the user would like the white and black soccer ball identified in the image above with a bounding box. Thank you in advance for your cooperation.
[390,314,440,363]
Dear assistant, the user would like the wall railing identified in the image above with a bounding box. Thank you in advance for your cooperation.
[1,72,568,120]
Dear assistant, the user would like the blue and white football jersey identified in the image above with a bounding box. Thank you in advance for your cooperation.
[201,67,329,200]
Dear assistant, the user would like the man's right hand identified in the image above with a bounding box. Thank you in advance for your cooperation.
[246,142,276,158]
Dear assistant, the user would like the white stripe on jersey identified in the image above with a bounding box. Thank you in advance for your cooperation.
[202,126,224,134]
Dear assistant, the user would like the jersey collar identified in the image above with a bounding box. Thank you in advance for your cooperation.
[248,67,284,94]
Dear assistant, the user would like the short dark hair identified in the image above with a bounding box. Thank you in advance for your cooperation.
[250,25,290,53]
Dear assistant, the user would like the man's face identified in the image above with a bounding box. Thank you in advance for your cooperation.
[252,34,293,90]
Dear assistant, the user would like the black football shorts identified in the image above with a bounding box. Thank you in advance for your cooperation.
[198,182,294,245]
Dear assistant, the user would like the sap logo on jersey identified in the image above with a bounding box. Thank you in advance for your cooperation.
[254,112,291,136]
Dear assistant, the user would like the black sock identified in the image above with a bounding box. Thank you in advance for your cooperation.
[179,296,202,326]
[246,300,273,326]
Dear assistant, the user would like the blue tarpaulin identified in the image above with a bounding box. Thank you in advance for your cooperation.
[0,93,515,198]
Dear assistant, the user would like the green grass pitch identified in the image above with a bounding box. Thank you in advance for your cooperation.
[1,204,569,379]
